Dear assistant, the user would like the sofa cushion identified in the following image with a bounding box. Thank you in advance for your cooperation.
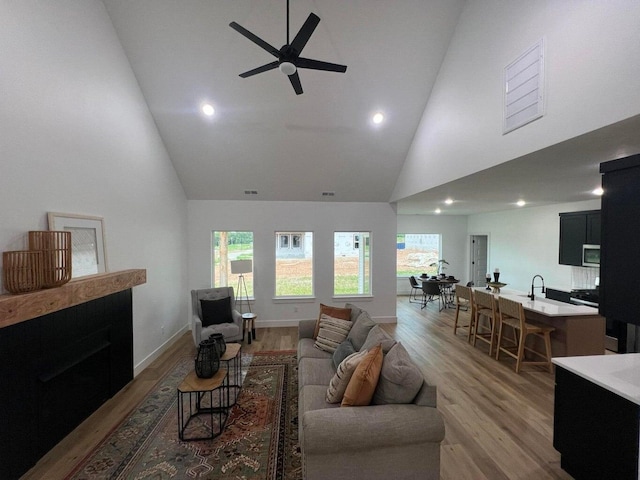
[314,314,353,353]
[313,304,351,339]
[200,297,233,326]
[342,344,383,406]
[372,342,424,405]
[332,338,356,369]
[299,357,337,389]
[345,302,364,323]
[326,349,369,403]
[298,338,332,362]
[361,325,396,353]
[347,310,377,351]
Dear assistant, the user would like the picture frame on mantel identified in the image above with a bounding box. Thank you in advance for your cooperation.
[47,212,108,278]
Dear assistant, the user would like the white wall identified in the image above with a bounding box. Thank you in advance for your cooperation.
[0,1,189,372]
[467,199,601,293]
[188,201,398,324]
[396,214,469,294]
[392,0,640,201]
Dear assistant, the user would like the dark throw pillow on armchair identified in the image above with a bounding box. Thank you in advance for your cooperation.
[200,296,233,327]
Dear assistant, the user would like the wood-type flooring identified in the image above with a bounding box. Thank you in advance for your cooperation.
[22,297,574,480]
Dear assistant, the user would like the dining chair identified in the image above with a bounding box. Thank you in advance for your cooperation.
[421,281,441,310]
[495,296,555,373]
[408,276,425,305]
[472,289,498,356]
[453,285,475,341]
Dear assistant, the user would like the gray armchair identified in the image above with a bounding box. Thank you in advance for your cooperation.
[191,287,243,346]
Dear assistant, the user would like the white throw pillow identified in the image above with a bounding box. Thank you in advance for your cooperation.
[326,349,369,403]
[314,314,353,354]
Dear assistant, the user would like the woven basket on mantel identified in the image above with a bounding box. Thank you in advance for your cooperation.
[28,230,72,288]
[2,250,43,294]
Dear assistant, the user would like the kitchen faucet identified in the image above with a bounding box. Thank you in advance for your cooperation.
[530,275,545,300]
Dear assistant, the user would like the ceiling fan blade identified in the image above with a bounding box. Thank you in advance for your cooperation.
[296,57,347,73]
[229,22,280,57]
[239,61,280,78]
[289,13,320,55]
[288,71,303,95]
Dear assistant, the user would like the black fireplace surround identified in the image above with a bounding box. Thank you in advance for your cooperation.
[0,290,134,479]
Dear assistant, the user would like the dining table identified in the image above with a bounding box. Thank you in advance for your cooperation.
[420,276,460,310]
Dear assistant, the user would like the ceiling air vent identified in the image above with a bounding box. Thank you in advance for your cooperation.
[244,190,258,195]
[321,191,335,197]
[504,38,544,134]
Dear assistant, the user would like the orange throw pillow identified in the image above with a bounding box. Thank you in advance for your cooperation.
[341,344,383,406]
[314,304,351,339]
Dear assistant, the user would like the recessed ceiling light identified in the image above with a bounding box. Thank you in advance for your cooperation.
[435,208,441,214]
[516,200,526,207]
[444,198,453,205]
[202,104,215,116]
[592,187,604,196]
[372,112,384,124]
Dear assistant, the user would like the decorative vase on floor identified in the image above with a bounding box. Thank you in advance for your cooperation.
[195,338,220,378]
[209,333,226,357]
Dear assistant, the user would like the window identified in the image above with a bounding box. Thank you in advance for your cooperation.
[396,233,441,277]
[275,231,313,297]
[213,231,254,296]
[334,231,371,296]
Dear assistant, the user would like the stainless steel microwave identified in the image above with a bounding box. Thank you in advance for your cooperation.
[582,244,600,267]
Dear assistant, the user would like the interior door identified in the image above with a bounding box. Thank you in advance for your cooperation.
[470,235,488,287]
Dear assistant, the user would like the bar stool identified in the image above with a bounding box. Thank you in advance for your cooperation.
[495,296,555,373]
[472,289,498,356]
[453,284,475,342]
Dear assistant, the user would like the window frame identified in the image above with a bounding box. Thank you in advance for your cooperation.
[396,233,442,278]
[333,231,372,297]
[212,231,254,298]
[274,231,314,299]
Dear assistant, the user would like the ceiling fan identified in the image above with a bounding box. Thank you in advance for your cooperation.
[229,0,347,95]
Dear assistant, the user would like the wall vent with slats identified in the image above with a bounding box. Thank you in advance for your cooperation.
[503,38,544,134]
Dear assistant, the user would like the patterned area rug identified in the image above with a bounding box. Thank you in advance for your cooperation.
[65,351,301,480]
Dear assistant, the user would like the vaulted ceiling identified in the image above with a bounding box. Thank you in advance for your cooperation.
[103,0,465,203]
[102,0,640,215]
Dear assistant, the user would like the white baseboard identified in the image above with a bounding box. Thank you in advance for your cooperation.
[134,324,189,376]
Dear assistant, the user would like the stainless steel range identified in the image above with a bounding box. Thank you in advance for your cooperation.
[569,288,599,308]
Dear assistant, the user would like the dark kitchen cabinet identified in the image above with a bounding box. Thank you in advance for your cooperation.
[558,210,601,266]
[586,212,601,245]
[599,153,640,327]
[554,366,639,479]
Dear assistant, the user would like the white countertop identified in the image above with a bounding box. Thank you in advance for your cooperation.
[553,354,640,405]
[475,288,601,317]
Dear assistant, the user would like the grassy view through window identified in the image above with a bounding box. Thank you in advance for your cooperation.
[334,232,371,295]
[213,231,254,296]
[396,233,441,277]
[275,232,313,296]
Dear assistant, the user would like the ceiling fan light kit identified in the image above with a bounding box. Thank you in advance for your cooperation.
[229,0,347,95]
[279,62,297,75]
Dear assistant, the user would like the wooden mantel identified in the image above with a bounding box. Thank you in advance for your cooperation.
[0,269,146,329]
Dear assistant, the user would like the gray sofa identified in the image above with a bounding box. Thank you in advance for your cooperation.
[297,303,445,480]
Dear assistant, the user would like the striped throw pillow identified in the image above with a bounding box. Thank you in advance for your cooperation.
[326,349,369,403]
[314,314,353,354]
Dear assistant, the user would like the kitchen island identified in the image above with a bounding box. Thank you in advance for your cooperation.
[477,288,605,357]
[553,354,640,479]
